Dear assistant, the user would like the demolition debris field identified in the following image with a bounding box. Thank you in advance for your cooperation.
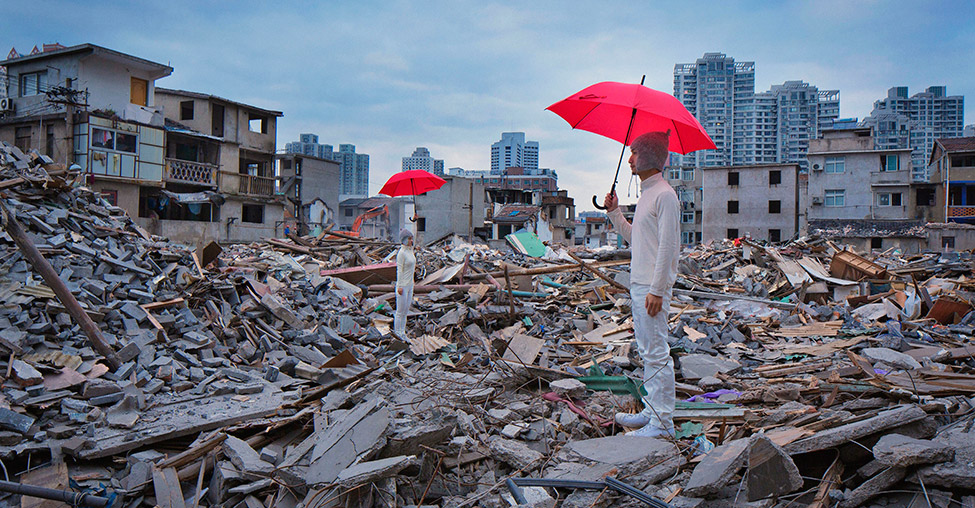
[3,142,975,507]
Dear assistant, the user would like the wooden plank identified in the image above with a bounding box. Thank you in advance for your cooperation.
[152,466,187,508]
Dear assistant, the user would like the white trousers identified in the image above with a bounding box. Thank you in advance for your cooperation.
[630,283,676,430]
[394,284,414,335]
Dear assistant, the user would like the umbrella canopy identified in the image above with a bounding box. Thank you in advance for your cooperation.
[546,81,715,154]
[379,170,447,197]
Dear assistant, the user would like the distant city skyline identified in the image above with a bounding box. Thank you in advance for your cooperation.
[4,0,973,210]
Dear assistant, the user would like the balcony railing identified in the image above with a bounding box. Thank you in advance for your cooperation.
[164,158,218,187]
[947,206,975,219]
[237,174,275,196]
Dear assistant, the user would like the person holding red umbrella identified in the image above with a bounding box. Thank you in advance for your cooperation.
[604,130,680,439]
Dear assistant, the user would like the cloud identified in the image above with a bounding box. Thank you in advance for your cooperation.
[3,0,973,211]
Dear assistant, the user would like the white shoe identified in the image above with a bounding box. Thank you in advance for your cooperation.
[625,423,676,439]
[615,411,652,428]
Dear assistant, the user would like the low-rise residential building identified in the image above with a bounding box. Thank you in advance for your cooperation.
[806,128,915,222]
[930,137,975,224]
[575,212,609,248]
[414,176,487,245]
[152,88,284,244]
[702,163,800,243]
[664,165,702,245]
[277,153,342,235]
[483,189,575,249]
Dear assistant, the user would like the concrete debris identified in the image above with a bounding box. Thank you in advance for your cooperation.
[3,143,975,506]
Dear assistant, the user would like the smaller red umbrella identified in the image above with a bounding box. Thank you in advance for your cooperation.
[380,169,447,222]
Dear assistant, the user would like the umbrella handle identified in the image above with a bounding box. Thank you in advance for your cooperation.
[592,182,617,211]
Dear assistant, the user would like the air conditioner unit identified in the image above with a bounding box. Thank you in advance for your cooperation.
[811,196,823,205]
[812,163,822,171]
[0,98,13,113]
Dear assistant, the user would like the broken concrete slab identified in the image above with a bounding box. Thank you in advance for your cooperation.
[223,435,273,479]
[679,354,740,380]
[559,434,683,482]
[873,434,954,467]
[746,433,802,501]
[862,347,921,370]
[785,405,927,455]
[838,466,907,508]
[335,455,416,487]
[549,378,587,399]
[488,438,544,470]
[916,427,975,488]
[684,438,749,497]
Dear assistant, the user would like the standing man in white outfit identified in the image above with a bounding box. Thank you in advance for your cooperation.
[394,228,416,337]
[604,130,681,439]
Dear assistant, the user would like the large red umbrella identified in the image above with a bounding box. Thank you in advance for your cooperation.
[547,77,715,209]
[379,169,447,222]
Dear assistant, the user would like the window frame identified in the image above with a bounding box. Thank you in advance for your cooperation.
[681,211,694,224]
[769,170,782,185]
[19,71,46,97]
[824,156,845,174]
[824,189,845,207]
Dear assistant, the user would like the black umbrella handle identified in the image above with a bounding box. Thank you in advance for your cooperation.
[592,182,617,210]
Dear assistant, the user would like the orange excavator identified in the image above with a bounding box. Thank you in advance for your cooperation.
[344,204,390,239]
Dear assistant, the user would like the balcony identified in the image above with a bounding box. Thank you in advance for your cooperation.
[870,170,911,187]
[237,173,276,197]
[947,206,975,219]
[164,158,218,187]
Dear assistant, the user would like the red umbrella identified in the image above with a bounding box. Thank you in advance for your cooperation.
[379,169,447,222]
[547,77,715,209]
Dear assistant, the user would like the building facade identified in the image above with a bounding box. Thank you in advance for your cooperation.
[491,132,538,174]
[674,54,839,171]
[285,133,369,198]
[702,163,800,243]
[402,147,444,175]
[861,86,964,181]
[664,165,702,245]
[930,137,975,224]
[806,128,916,223]
[277,153,342,235]
[414,176,487,244]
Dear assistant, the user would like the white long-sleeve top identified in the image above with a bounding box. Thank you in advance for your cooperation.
[396,245,416,288]
[607,172,680,297]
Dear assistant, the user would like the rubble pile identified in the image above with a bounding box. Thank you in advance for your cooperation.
[2,141,975,507]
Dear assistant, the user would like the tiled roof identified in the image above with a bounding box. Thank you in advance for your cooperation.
[937,137,975,153]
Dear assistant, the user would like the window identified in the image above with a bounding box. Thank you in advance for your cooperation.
[943,236,955,249]
[180,100,194,121]
[916,188,935,206]
[877,192,902,206]
[19,71,46,97]
[15,126,30,152]
[871,238,883,249]
[681,231,694,244]
[769,170,781,185]
[681,211,694,223]
[825,189,845,207]
[212,104,225,137]
[46,124,55,157]
[727,200,739,214]
[769,229,781,243]
[344,208,354,217]
[696,232,702,242]
[91,127,137,153]
[727,228,739,239]
[417,217,426,232]
[768,200,781,214]
[249,114,268,134]
[825,156,845,174]
[668,168,681,180]
[881,154,899,172]
[100,190,118,206]
[728,172,739,186]
[241,204,264,223]
[130,77,148,106]
[682,168,694,181]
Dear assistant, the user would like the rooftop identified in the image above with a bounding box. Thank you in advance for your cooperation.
[156,87,283,117]
[0,43,172,80]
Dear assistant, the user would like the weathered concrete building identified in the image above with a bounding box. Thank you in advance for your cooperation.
[702,163,800,243]
[151,88,284,244]
[665,165,702,245]
[414,176,487,245]
[278,153,342,235]
[930,137,975,224]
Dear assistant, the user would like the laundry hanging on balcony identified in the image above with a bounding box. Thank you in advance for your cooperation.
[159,189,225,206]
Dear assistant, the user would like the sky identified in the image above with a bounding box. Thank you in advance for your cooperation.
[5,0,974,212]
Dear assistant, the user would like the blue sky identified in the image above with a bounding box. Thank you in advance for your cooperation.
[5,0,974,210]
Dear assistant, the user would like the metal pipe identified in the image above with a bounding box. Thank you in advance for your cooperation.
[0,480,111,507]
[504,478,527,505]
